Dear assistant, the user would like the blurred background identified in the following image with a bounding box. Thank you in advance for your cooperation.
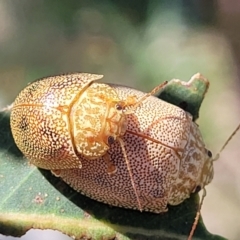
[0,0,240,239]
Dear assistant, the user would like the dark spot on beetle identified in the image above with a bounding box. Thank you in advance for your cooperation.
[178,101,188,111]
[19,116,28,131]
[108,136,115,145]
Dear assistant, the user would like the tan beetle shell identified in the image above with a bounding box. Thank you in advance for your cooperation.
[10,73,125,169]
[10,73,214,213]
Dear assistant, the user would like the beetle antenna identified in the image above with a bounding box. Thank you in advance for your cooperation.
[117,137,142,211]
[135,81,168,108]
[188,123,240,239]
[188,188,207,240]
[214,123,240,161]
[124,81,168,114]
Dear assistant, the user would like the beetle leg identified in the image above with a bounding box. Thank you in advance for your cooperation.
[103,153,117,175]
[188,188,207,240]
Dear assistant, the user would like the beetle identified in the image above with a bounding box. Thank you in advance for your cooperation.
[10,73,215,239]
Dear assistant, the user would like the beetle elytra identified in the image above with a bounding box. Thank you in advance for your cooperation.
[11,73,218,239]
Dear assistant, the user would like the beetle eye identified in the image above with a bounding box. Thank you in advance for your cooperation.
[205,149,212,158]
[115,103,123,111]
[107,136,115,145]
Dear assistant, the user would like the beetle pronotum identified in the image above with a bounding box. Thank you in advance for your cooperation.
[10,73,238,239]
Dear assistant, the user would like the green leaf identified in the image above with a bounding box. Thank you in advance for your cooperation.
[0,75,226,240]
[157,73,209,121]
